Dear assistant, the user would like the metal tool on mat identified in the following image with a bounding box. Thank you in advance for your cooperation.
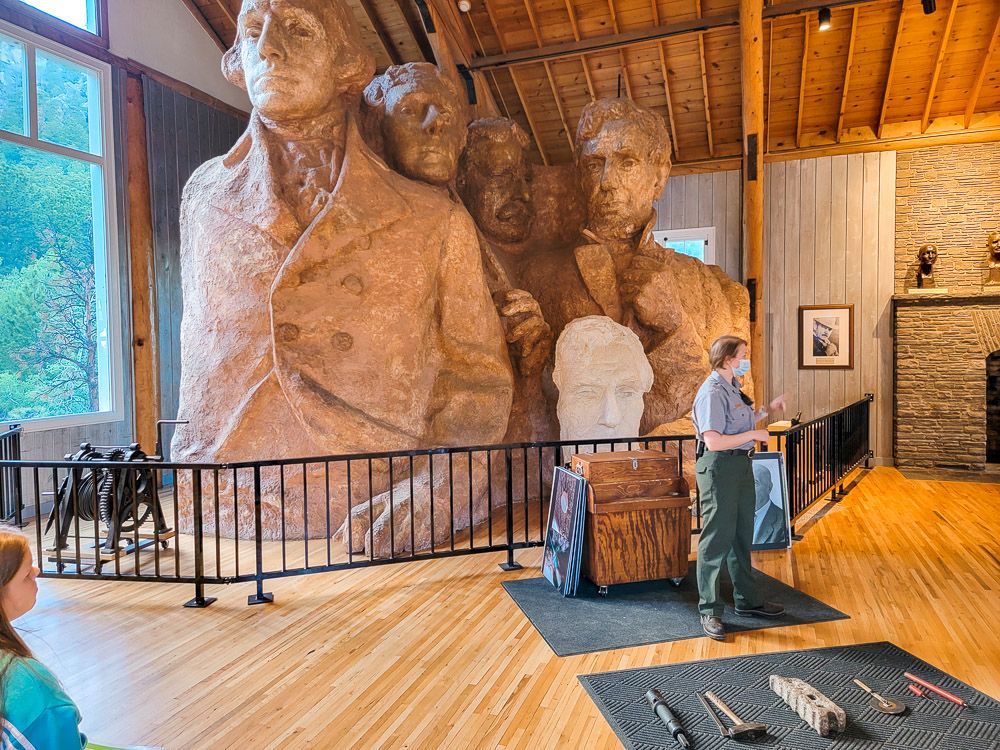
[698,692,731,737]
[853,679,907,715]
[645,689,691,748]
[703,691,768,741]
[904,672,969,708]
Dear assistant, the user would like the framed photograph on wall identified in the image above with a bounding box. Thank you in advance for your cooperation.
[750,452,792,551]
[799,304,854,369]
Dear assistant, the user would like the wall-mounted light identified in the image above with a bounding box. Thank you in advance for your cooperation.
[818,6,832,31]
[458,0,471,11]
[921,0,936,13]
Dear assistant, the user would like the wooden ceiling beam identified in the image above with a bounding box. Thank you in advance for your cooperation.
[696,0,714,156]
[878,2,906,139]
[481,0,549,164]
[178,0,227,52]
[215,0,236,27]
[658,42,680,160]
[603,0,635,102]
[836,7,859,142]
[470,0,876,70]
[921,0,959,134]
[796,14,809,148]
[522,0,574,150]
[964,4,1000,128]
[765,19,773,152]
[561,0,597,99]
[391,0,437,63]
[358,0,405,66]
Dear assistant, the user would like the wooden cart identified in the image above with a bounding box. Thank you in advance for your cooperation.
[570,450,692,596]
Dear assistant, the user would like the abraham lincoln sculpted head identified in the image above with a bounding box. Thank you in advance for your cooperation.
[223,0,374,123]
[576,98,672,240]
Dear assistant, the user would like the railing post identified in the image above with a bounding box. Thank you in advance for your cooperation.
[248,466,274,604]
[498,447,521,571]
[184,470,217,608]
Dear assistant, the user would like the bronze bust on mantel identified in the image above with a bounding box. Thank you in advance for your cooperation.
[985,231,1000,287]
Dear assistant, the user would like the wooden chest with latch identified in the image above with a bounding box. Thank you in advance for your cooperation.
[570,450,691,590]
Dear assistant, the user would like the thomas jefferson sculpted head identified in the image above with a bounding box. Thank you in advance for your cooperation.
[223,0,374,122]
[575,98,672,240]
[362,63,467,186]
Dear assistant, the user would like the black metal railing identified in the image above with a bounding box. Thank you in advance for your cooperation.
[0,435,697,607]
[771,394,873,534]
[0,424,23,525]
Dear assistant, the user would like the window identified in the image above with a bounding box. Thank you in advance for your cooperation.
[652,227,716,265]
[0,20,121,430]
[17,0,98,34]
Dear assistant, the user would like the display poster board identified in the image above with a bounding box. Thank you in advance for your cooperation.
[541,466,587,596]
[751,451,792,551]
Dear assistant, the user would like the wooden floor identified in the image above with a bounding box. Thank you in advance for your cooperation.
[18,467,1000,749]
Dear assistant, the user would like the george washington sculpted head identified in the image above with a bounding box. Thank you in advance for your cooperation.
[223,0,375,123]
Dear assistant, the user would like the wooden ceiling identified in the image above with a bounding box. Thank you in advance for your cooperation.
[188,0,1000,170]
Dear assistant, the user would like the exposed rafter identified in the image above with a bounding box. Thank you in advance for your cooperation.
[390,0,437,63]
[358,0,404,65]
[481,0,549,164]
[836,7,859,142]
[179,0,227,52]
[696,0,715,156]
[878,2,906,139]
[964,3,1000,128]
[796,14,809,148]
[561,0,597,100]
[523,0,574,149]
[470,0,877,70]
[603,0,635,101]
[215,0,237,28]
[765,18,773,152]
[922,0,960,133]
[658,43,681,160]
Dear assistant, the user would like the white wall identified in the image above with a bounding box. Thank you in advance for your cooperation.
[107,0,249,112]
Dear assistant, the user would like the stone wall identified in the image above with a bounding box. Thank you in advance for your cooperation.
[895,142,1000,293]
[894,293,1000,469]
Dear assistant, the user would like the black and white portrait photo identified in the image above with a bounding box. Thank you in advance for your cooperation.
[800,305,854,369]
[751,452,792,551]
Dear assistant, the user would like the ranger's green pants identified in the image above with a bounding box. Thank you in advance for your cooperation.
[695,451,760,616]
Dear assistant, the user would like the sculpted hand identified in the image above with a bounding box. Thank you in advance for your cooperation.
[498,289,553,376]
[620,243,670,305]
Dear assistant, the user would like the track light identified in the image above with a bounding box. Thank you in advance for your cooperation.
[921,0,936,13]
[818,6,831,31]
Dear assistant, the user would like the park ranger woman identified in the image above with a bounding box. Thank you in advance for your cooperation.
[691,335,788,641]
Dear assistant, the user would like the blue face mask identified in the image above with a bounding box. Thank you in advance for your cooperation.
[733,358,751,377]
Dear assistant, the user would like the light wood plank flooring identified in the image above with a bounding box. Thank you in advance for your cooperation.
[16,467,1000,749]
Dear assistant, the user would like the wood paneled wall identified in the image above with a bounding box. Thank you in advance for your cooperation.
[143,77,247,457]
[763,152,895,461]
[654,170,743,282]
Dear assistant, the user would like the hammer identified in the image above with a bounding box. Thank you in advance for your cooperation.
[704,691,768,741]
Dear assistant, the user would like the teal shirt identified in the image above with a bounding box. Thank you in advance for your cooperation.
[1,655,86,750]
[691,371,766,450]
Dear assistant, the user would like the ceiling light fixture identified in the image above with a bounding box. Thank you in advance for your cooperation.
[818,6,832,31]
[921,0,936,13]
[458,0,471,11]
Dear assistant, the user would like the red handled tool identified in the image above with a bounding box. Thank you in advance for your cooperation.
[903,672,969,708]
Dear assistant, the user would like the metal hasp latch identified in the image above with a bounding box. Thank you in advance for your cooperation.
[631,458,638,470]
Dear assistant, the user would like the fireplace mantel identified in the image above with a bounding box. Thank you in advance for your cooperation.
[893,290,1000,307]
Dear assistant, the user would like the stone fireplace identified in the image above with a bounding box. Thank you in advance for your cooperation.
[894,291,1000,470]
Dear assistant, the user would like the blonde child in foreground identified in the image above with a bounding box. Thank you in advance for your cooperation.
[0,526,87,749]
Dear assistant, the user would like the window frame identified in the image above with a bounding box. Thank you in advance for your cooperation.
[0,17,123,433]
[0,0,108,49]
[652,226,717,266]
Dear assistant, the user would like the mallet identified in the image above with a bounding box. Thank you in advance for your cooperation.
[705,691,768,740]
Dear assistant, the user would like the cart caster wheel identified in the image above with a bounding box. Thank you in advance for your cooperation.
[160,541,169,549]
[598,586,609,598]
[669,577,685,587]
